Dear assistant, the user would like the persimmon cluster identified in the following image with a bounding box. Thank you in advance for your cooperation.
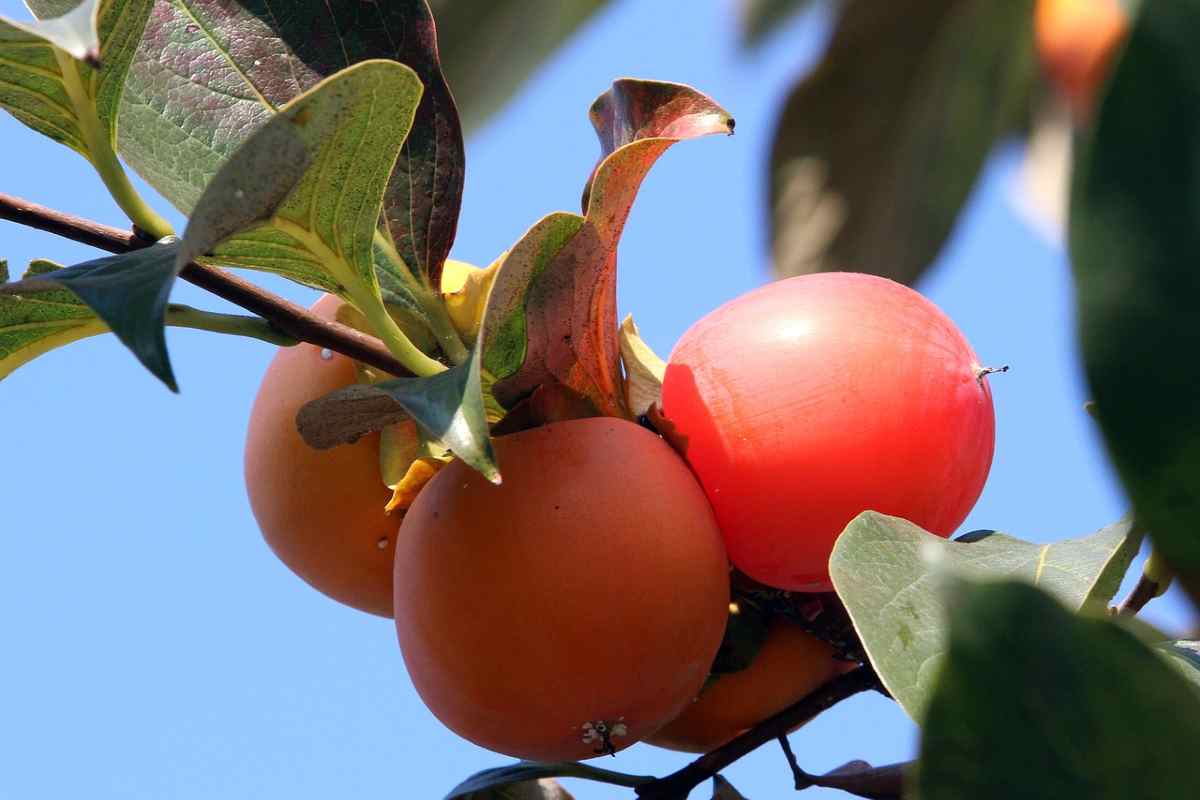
[245,271,995,761]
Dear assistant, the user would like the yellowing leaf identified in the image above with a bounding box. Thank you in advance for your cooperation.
[442,256,499,345]
[384,456,447,514]
[618,315,666,417]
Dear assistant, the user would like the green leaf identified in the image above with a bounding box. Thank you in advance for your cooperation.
[430,0,609,132]
[177,114,310,269]
[1070,0,1200,603]
[738,0,817,45]
[488,79,734,416]
[0,0,153,157]
[1,244,183,389]
[295,336,497,481]
[828,512,1141,721]
[0,260,107,381]
[120,0,465,290]
[204,60,445,377]
[445,762,652,800]
[917,580,1200,799]
[1158,640,1200,696]
[768,0,1036,285]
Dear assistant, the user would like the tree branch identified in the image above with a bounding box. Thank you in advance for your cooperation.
[0,192,416,377]
[1116,574,1161,617]
[635,666,885,800]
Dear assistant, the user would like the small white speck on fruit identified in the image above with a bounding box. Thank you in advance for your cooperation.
[579,718,628,756]
[234,189,245,199]
[376,537,388,550]
[319,348,333,361]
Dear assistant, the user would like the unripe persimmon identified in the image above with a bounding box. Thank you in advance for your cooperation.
[649,620,852,753]
[1035,0,1129,121]
[244,294,399,617]
[393,418,730,761]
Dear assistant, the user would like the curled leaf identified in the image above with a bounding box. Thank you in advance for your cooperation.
[618,315,666,417]
[486,79,733,416]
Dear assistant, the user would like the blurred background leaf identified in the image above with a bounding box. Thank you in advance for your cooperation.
[1070,0,1200,606]
[738,0,817,45]
[767,0,1037,286]
[918,580,1200,799]
[430,0,610,132]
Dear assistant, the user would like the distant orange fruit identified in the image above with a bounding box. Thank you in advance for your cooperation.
[1035,0,1129,121]
[244,294,398,617]
[649,620,852,753]
[393,418,730,761]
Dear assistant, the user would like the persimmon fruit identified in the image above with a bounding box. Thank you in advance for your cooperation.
[648,619,851,753]
[244,261,485,617]
[660,272,995,593]
[244,294,399,616]
[392,418,730,761]
[1034,0,1129,121]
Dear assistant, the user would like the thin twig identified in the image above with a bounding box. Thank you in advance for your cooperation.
[635,666,883,800]
[0,192,415,377]
[1116,574,1161,617]
[777,735,812,791]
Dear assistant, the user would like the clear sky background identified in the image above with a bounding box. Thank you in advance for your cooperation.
[0,2,1190,799]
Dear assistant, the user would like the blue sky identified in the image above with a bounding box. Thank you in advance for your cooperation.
[0,1,1190,798]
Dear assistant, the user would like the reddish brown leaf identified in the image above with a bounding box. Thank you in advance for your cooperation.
[484,79,733,417]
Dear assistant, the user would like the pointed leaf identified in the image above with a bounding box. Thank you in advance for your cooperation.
[120,0,465,289]
[488,80,733,415]
[0,0,153,157]
[1070,0,1200,603]
[296,338,497,481]
[1,244,183,389]
[177,114,310,268]
[768,0,1035,285]
[828,512,1140,721]
[0,260,107,381]
[711,776,750,800]
[445,762,652,800]
[206,60,423,336]
[917,581,1200,799]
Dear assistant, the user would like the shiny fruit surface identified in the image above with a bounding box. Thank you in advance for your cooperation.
[661,273,995,592]
[244,294,397,617]
[393,417,730,761]
[649,620,851,753]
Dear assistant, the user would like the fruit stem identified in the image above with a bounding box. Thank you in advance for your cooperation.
[975,363,1010,386]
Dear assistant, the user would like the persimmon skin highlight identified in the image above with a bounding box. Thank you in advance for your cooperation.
[244,294,397,617]
[661,273,995,592]
[648,620,852,753]
[393,418,730,761]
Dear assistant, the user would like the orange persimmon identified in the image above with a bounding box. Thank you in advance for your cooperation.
[393,418,731,761]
